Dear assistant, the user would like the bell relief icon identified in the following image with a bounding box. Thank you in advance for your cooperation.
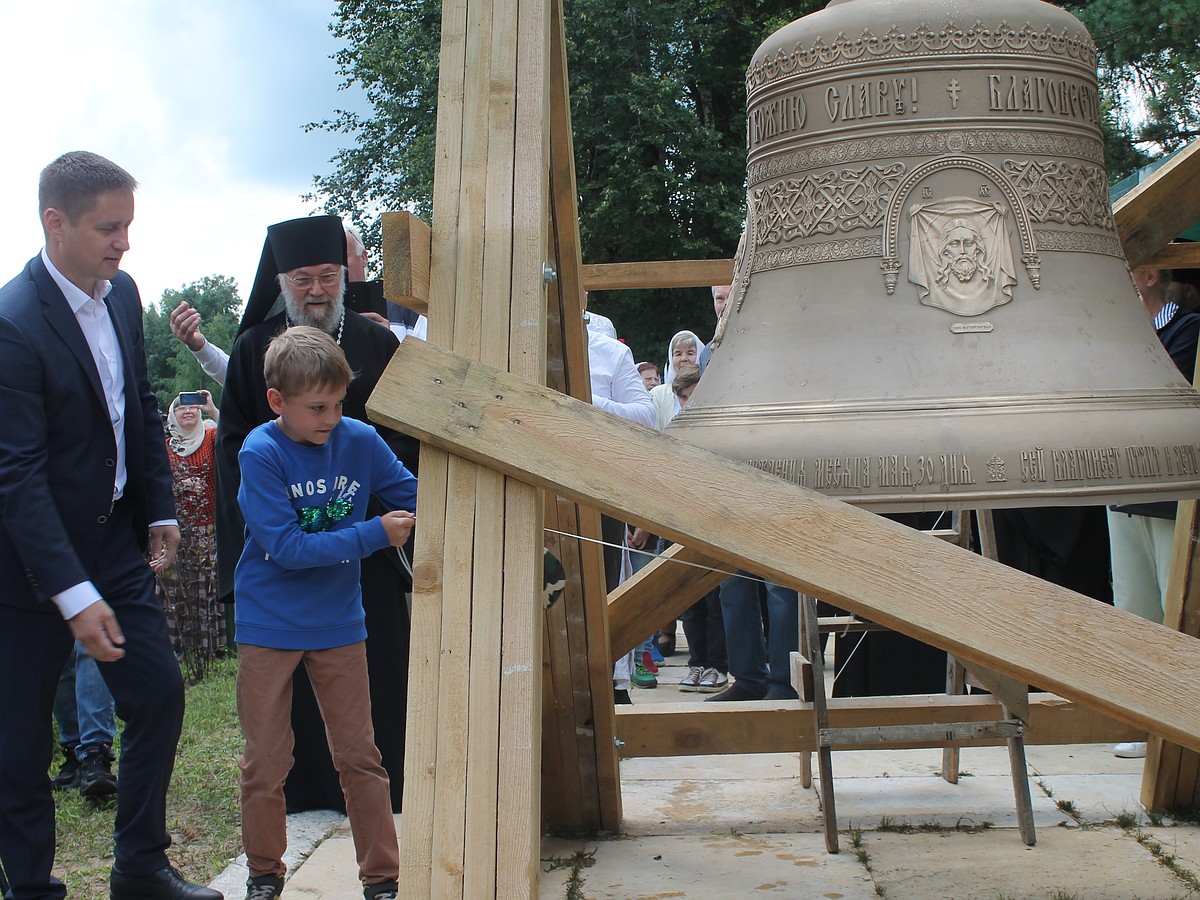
[907,197,1018,316]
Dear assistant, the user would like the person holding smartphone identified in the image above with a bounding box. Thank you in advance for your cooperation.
[156,389,224,680]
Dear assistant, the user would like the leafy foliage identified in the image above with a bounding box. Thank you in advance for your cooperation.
[142,275,241,410]
[1060,0,1200,157]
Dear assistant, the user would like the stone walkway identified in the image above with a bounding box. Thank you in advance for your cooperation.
[211,651,1200,898]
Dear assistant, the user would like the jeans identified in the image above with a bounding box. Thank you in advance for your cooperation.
[718,573,799,697]
[53,640,117,759]
[680,588,727,672]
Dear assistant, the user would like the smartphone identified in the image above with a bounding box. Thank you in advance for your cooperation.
[345,279,387,317]
[178,391,206,406]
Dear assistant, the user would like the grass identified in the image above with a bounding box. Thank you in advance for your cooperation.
[1114,807,1200,895]
[52,657,242,898]
[541,848,595,900]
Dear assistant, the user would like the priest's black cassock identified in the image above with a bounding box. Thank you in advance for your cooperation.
[215,216,418,812]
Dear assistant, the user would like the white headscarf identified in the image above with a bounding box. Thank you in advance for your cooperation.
[166,396,215,457]
[663,330,704,384]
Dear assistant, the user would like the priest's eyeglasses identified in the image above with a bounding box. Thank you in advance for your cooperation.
[284,271,342,290]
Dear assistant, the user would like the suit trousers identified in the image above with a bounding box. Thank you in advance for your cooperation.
[0,499,185,900]
[237,642,398,885]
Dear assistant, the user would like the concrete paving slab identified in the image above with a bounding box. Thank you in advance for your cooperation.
[1143,825,1200,884]
[1031,773,1149,824]
[207,809,344,897]
[861,826,1189,899]
[620,773,824,836]
[829,772,1063,832]
[540,833,876,899]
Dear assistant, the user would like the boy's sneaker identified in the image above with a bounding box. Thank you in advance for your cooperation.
[640,649,659,674]
[364,881,398,899]
[78,743,117,799]
[632,660,658,689]
[246,873,284,899]
[678,666,704,691]
[52,744,81,791]
[696,668,729,693]
[647,640,666,665]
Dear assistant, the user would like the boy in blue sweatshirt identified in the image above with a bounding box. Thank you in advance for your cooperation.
[234,326,416,900]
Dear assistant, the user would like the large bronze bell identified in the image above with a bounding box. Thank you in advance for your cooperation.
[670,0,1200,511]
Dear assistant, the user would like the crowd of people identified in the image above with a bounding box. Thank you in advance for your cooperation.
[1,148,1196,900]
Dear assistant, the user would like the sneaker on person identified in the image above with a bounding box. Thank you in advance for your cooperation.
[365,880,399,899]
[678,666,704,692]
[632,660,658,689]
[696,668,728,693]
[52,743,81,791]
[78,743,117,799]
[246,874,284,899]
[640,649,659,674]
[1114,741,1147,759]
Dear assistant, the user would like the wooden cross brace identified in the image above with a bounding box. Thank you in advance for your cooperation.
[369,336,1200,753]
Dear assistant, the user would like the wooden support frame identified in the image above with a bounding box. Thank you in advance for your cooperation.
[369,337,1200,752]
[612,694,1142,757]
[537,0,622,833]
[396,0,549,894]
[387,7,1199,873]
[1114,138,1200,270]
[381,211,431,315]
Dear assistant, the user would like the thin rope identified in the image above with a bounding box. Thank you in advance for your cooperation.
[542,527,762,584]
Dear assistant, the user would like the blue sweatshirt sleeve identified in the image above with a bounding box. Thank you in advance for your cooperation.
[371,433,418,512]
[238,439,391,569]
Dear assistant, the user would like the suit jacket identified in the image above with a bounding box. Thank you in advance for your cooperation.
[0,254,175,611]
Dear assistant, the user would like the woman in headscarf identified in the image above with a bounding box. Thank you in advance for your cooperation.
[651,329,705,430]
[156,391,224,681]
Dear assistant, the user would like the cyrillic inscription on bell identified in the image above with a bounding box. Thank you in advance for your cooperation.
[670,0,1200,511]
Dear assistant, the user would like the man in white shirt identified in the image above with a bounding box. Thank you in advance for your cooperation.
[0,152,220,899]
[585,321,654,699]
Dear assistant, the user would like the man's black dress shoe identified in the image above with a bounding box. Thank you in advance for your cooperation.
[110,865,223,899]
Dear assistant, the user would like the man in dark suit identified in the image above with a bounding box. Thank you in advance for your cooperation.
[0,152,221,900]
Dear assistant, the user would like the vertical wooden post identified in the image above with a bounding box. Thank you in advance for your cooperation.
[398,0,549,893]
[536,0,623,832]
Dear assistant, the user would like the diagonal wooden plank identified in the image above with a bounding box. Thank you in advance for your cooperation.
[369,338,1200,752]
[1114,137,1200,269]
[607,543,731,661]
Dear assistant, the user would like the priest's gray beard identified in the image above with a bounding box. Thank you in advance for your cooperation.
[278,273,346,334]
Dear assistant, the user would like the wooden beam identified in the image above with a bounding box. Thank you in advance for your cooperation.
[395,0,548,894]
[381,211,431,316]
[369,338,1200,753]
[607,543,730,661]
[581,259,734,292]
[1138,241,1200,271]
[614,694,1143,757]
[1142,344,1200,813]
[1114,138,1200,269]
[537,0,623,833]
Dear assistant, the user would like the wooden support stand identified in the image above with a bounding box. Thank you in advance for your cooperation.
[794,511,1035,852]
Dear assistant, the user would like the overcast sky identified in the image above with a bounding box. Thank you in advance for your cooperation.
[1,1,372,310]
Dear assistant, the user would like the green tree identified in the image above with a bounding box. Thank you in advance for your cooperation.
[1060,0,1200,163]
[143,275,242,410]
